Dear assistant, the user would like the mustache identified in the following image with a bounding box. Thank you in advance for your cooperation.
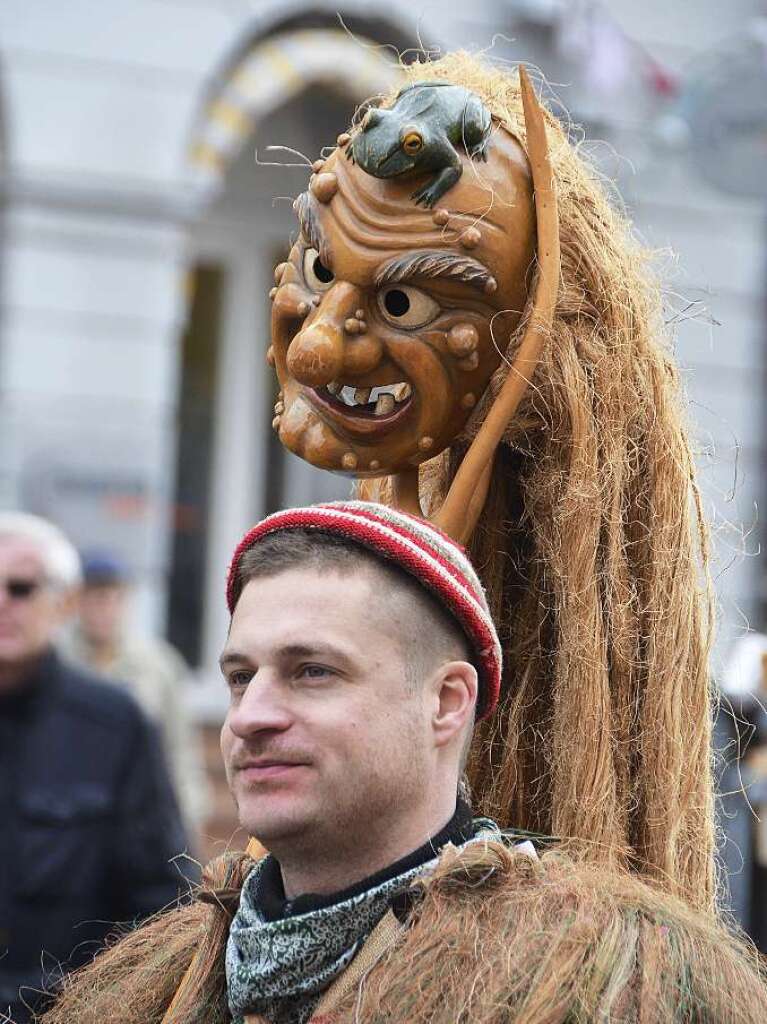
[230,745,313,770]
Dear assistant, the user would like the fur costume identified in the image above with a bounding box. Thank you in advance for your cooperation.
[40,839,767,1024]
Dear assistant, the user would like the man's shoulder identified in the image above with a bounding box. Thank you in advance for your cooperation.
[52,656,147,732]
[350,843,767,1024]
[37,854,251,1024]
[119,635,188,686]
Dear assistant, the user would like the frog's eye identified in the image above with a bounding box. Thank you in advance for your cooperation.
[377,285,440,330]
[402,131,423,155]
[302,248,334,292]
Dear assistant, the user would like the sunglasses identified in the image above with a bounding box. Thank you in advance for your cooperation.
[2,578,42,600]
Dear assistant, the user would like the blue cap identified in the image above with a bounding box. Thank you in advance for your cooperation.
[80,551,130,586]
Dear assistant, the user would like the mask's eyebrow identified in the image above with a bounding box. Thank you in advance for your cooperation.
[294,191,332,266]
[375,250,494,295]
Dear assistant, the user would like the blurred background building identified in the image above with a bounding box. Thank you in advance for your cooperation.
[1,0,766,931]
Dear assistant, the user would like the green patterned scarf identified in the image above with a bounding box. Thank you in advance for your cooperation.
[226,815,499,1024]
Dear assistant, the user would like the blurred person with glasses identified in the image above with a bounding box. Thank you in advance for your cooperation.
[0,513,190,1024]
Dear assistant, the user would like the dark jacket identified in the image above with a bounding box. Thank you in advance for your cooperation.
[0,649,191,1022]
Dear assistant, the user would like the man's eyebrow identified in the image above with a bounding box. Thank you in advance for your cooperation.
[277,642,352,665]
[375,250,494,294]
[219,650,250,672]
[294,191,331,265]
[218,643,353,671]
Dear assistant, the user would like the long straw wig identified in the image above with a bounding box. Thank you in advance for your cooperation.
[383,53,715,909]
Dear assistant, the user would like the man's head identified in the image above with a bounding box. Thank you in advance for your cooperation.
[220,502,500,881]
[78,552,129,649]
[0,513,81,690]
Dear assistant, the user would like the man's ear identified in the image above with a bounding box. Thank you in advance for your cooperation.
[431,661,478,749]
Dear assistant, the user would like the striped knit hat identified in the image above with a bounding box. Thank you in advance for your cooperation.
[227,501,502,720]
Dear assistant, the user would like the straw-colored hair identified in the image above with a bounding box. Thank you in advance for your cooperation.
[372,53,714,909]
[36,853,246,1024]
[40,843,767,1023]
[351,841,767,1023]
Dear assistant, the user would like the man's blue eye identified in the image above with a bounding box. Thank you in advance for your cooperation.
[229,671,251,688]
[301,665,331,679]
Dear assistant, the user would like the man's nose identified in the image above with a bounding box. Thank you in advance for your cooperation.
[286,282,382,387]
[227,675,293,739]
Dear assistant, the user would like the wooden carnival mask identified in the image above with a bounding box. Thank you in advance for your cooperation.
[268,70,558,543]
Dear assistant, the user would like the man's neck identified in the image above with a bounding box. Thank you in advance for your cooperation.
[82,633,118,670]
[277,798,464,900]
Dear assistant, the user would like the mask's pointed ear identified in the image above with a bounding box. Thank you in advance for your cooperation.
[432,66,560,544]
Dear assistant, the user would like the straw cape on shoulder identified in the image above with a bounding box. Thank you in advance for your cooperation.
[41,830,767,1024]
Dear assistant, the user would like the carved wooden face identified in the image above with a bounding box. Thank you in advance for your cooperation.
[269,127,536,476]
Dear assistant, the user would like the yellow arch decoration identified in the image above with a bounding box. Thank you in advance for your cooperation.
[188,29,400,196]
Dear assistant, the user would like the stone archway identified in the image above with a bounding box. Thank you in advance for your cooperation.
[186,27,400,204]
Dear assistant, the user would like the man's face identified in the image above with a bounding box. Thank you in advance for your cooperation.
[270,128,535,476]
[220,568,432,853]
[79,583,126,646]
[0,536,66,685]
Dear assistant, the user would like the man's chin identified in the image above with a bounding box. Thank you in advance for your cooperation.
[240,817,313,850]
[236,798,316,848]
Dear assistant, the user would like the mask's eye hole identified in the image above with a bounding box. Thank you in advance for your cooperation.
[303,248,334,292]
[402,131,423,154]
[377,285,440,329]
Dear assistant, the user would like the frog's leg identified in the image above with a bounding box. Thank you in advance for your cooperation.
[412,163,463,207]
[462,97,493,162]
[469,134,490,162]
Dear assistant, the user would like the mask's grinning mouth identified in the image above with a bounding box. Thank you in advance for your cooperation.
[320,381,412,418]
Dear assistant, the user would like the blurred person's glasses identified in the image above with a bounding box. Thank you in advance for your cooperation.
[2,578,42,600]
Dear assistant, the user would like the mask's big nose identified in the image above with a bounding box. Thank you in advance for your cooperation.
[286,282,364,388]
[286,322,343,388]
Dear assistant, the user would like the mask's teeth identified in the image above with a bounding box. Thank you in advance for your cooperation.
[355,387,371,404]
[392,382,412,402]
[327,381,341,395]
[374,393,395,416]
[339,385,356,406]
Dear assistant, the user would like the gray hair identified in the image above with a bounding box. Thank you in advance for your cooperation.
[0,512,82,589]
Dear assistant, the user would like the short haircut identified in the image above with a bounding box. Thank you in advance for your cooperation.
[232,528,471,686]
[0,512,82,589]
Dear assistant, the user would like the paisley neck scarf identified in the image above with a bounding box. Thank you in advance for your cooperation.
[226,805,494,1024]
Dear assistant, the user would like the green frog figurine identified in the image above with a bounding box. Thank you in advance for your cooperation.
[349,81,492,207]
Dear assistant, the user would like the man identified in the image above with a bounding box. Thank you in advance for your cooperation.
[0,513,190,1023]
[43,503,767,1023]
[65,551,211,838]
